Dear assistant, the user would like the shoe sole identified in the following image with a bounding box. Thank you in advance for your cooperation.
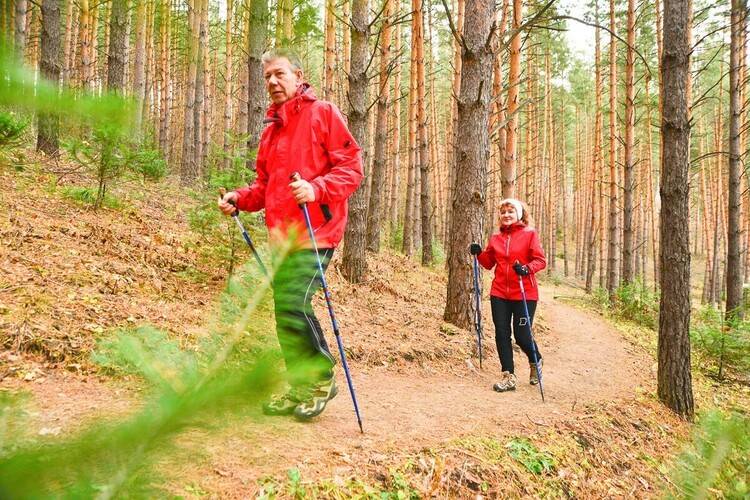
[492,384,516,392]
[262,404,297,416]
[293,384,338,421]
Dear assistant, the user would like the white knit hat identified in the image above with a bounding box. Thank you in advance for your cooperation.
[499,198,523,220]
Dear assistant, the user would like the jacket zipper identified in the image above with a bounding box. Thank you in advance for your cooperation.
[505,233,511,297]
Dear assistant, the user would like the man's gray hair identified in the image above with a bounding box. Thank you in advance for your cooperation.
[261,48,304,72]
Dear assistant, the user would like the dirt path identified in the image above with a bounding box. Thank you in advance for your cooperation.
[2,283,649,494]
[167,283,649,493]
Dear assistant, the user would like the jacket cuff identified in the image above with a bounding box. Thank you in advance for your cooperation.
[310,178,326,203]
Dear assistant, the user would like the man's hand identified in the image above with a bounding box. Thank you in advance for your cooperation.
[218,191,239,216]
[289,178,316,204]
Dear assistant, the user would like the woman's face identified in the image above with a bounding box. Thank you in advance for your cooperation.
[499,204,519,227]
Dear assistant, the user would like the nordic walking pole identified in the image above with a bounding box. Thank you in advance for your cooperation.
[219,188,268,277]
[471,255,483,369]
[290,172,364,433]
[516,263,545,402]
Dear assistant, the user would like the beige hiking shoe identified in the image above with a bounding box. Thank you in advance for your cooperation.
[493,371,517,392]
[530,359,543,385]
[293,377,338,421]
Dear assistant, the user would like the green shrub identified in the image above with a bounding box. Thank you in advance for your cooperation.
[60,186,123,210]
[612,279,659,329]
[667,410,750,499]
[691,306,750,378]
[0,111,26,150]
[64,124,128,209]
[126,146,167,182]
[186,159,260,274]
[506,438,555,475]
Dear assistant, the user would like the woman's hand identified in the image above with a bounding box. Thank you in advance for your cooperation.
[513,262,530,276]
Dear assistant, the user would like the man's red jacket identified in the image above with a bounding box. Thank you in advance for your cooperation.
[235,84,363,248]
[476,222,547,301]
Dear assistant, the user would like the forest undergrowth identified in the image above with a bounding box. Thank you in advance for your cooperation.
[0,155,748,497]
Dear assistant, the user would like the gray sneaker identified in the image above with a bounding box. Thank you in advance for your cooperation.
[493,371,517,392]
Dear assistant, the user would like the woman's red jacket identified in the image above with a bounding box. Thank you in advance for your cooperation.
[477,222,547,301]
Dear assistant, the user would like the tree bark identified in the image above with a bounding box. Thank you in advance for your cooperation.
[246,0,268,152]
[180,0,199,184]
[14,0,26,60]
[726,0,746,320]
[658,0,694,420]
[502,0,521,198]
[621,0,637,284]
[341,0,370,283]
[606,0,619,297]
[107,0,129,92]
[36,0,61,157]
[443,0,494,328]
[366,0,392,252]
[416,0,433,265]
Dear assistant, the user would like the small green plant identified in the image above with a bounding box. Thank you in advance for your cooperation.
[126,146,168,182]
[64,124,128,210]
[691,306,750,378]
[187,158,259,273]
[666,410,750,499]
[0,111,26,150]
[506,438,555,475]
[60,186,123,209]
[612,279,659,329]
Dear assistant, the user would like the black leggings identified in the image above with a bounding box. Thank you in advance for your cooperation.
[490,296,542,374]
[272,248,335,388]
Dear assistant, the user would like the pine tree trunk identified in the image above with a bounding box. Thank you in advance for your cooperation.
[658,0,694,421]
[365,0,392,252]
[14,0,26,59]
[246,0,268,152]
[444,0,494,329]
[621,0,637,285]
[78,0,93,89]
[107,0,128,92]
[36,0,61,157]
[726,0,746,320]
[416,0,433,265]
[158,0,170,158]
[341,0,370,283]
[222,0,233,168]
[388,15,402,237]
[323,0,336,101]
[180,0,199,184]
[62,0,75,85]
[133,0,147,127]
[445,0,464,250]
[606,0,619,297]
[501,0,521,198]
[403,32,418,256]
[586,0,602,293]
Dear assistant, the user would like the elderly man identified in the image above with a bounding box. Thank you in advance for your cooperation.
[218,49,363,421]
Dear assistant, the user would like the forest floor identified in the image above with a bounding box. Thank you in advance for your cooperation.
[1,158,746,497]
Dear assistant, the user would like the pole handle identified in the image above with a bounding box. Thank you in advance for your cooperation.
[219,187,239,216]
[289,172,332,222]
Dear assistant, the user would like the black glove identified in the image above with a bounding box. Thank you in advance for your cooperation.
[513,262,530,276]
[469,243,482,255]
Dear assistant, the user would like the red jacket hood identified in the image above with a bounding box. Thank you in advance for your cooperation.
[264,83,317,127]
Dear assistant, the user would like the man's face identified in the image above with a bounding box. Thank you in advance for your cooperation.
[263,57,303,105]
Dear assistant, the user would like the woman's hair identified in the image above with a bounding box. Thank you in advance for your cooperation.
[499,200,533,227]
